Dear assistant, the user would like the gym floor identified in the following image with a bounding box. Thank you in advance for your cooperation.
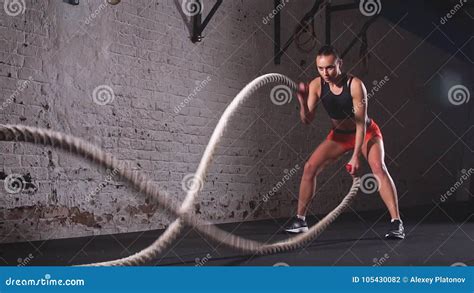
[1,203,472,266]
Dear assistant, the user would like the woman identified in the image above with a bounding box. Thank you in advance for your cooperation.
[284,45,404,239]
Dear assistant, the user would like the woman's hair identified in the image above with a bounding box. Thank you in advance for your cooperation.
[316,45,341,60]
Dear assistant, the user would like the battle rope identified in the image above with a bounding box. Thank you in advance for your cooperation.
[0,73,360,266]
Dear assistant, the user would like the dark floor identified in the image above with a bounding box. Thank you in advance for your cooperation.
[1,202,473,266]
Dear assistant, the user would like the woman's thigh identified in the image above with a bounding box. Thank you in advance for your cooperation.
[305,139,348,174]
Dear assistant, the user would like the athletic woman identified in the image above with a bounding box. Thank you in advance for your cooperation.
[284,45,405,239]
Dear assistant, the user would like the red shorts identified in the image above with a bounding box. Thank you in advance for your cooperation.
[326,118,383,152]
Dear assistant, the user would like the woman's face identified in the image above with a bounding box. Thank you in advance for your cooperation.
[316,54,342,83]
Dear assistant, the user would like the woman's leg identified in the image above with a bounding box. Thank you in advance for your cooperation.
[297,139,348,216]
[362,137,400,220]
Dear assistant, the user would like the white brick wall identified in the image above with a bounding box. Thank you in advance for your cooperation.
[0,0,311,243]
[0,0,472,243]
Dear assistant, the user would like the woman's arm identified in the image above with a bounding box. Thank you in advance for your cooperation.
[297,79,320,125]
[348,77,368,174]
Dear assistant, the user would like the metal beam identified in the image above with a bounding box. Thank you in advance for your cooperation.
[325,1,331,45]
[191,0,223,43]
[274,0,324,64]
[191,8,203,43]
[199,0,223,36]
[340,15,379,58]
[329,3,358,12]
[175,0,223,43]
[274,0,282,64]
[63,0,79,5]
[274,0,379,64]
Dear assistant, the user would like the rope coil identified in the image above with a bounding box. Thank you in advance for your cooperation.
[0,73,360,266]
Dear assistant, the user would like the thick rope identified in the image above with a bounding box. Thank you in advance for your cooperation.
[0,73,360,266]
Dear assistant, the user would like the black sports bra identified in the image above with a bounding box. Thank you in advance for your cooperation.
[320,75,355,120]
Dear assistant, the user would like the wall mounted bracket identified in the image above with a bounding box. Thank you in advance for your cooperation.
[175,0,223,43]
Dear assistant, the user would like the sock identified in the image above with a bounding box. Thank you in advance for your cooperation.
[297,214,306,221]
[391,218,401,223]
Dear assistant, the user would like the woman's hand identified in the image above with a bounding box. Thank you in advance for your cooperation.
[346,155,361,176]
[297,82,308,105]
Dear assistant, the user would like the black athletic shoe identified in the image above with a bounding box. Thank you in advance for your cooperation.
[284,217,309,234]
[385,219,405,239]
